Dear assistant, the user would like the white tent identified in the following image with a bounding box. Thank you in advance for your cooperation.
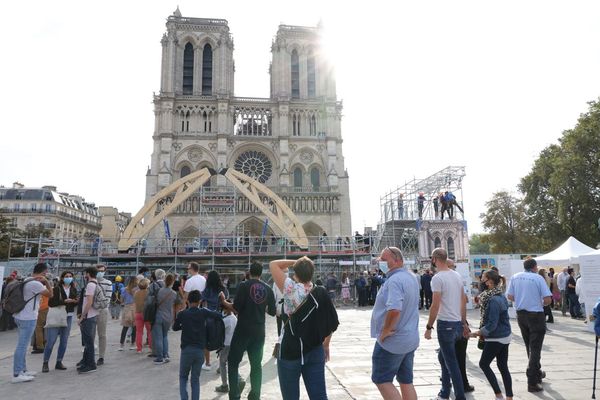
[534,236,595,267]
[574,248,600,263]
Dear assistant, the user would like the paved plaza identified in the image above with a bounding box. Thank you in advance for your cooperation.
[0,307,596,399]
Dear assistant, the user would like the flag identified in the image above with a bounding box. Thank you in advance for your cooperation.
[261,218,269,237]
[163,219,171,241]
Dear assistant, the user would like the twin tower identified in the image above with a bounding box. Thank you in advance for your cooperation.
[145,9,351,243]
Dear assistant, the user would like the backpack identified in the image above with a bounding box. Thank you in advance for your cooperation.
[143,282,162,324]
[1,278,38,314]
[205,312,225,351]
[111,283,122,304]
[92,282,109,310]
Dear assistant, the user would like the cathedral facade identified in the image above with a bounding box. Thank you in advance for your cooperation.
[145,9,351,244]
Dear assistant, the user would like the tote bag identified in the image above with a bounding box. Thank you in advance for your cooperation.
[45,306,68,328]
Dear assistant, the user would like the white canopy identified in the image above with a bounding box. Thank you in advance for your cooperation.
[580,248,600,257]
[534,236,595,267]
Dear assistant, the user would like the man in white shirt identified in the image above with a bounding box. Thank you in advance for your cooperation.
[557,267,569,316]
[183,262,206,302]
[11,262,53,383]
[78,266,101,374]
[424,248,468,400]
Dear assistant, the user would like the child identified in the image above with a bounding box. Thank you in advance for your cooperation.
[173,290,222,400]
[215,308,238,393]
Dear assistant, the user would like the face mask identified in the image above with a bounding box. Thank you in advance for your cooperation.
[97,272,105,279]
[379,261,389,274]
[63,277,73,285]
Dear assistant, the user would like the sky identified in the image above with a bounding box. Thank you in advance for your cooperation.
[1,0,600,235]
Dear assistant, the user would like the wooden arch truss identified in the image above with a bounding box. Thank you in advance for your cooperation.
[118,167,309,251]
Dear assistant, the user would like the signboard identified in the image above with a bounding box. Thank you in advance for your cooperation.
[498,259,524,319]
[338,260,371,266]
[455,263,473,310]
[578,254,600,333]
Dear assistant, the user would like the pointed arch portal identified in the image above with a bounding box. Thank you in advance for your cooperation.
[118,167,309,251]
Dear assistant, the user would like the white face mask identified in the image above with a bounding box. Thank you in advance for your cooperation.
[379,261,389,274]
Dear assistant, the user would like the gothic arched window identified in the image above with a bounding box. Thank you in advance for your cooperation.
[180,166,191,178]
[307,51,316,97]
[309,115,317,136]
[447,237,455,259]
[202,44,213,95]
[291,50,300,99]
[183,43,194,95]
[310,167,320,189]
[293,167,303,187]
[434,237,441,249]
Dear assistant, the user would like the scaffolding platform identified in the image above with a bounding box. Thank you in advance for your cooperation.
[374,166,469,264]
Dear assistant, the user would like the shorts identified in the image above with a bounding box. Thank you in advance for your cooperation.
[371,342,414,384]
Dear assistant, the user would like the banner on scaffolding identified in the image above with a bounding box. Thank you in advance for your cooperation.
[339,260,370,266]
[261,218,269,237]
[163,219,171,241]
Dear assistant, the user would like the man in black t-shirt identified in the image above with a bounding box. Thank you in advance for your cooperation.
[228,262,276,400]
[566,269,583,319]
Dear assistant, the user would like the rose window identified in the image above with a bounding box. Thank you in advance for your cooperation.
[234,151,273,183]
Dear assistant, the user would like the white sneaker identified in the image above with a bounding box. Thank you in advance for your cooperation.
[202,363,212,371]
[12,374,34,383]
[22,370,37,377]
[129,346,136,350]
[118,345,124,351]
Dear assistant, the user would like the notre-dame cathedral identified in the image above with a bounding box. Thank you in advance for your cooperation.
[144,8,351,244]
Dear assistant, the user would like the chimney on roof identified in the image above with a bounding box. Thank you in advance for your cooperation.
[42,185,57,192]
[12,182,24,189]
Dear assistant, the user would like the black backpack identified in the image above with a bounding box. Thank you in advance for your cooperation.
[143,282,162,324]
[205,312,225,351]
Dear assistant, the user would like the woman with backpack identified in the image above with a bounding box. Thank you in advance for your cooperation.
[200,270,231,370]
[119,276,137,351]
[42,271,78,373]
[270,256,339,400]
[470,269,513,400]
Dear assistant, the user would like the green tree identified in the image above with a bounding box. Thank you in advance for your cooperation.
[480,191,534,253]
[520,99,600,249]
[0,214,20,260]
[469,233,491,254]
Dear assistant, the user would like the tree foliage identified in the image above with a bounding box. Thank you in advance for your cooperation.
[479,191,534,253]
[469,233,491,254]
[519,99,600,249]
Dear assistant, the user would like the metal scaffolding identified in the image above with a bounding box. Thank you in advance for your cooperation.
[374,166,466,258]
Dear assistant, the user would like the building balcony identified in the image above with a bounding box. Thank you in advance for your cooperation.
[0,207,101,229]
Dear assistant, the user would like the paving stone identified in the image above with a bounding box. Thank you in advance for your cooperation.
[0,307,596,399]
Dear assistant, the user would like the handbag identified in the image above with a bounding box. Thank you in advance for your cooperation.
[45,305,68,328]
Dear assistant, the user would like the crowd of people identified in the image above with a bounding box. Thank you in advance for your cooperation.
[1,250,599,400]
[369,247,599,400]
[0,258,339,400]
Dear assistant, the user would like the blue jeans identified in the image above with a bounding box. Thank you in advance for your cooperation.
[180,346,204,400]
[277,345,328,400]
[44,315,73,363]
[152,317,170,360]
[371,342,415,384]
[437,320,465,400]
[80,316,97,368]
[13,318,37,377]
